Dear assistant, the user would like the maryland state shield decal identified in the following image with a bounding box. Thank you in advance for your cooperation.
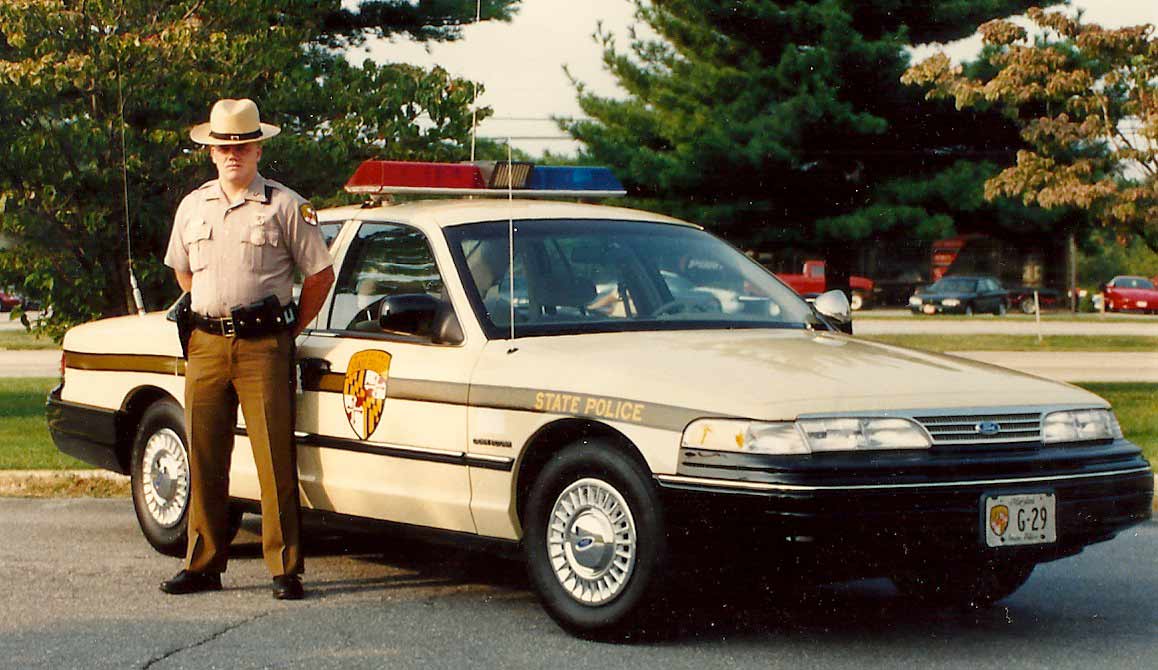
[343,350,392,440]
[989,504,1010,537]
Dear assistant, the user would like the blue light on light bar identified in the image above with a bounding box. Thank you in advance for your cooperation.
[526,166,624,192]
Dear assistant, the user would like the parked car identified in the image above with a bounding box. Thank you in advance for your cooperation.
[0,289,22,312]
[47,161,1153,638]
[773,260,874,310]
[1102,276,1158,314]
[1006,286,1061,314]
[909,275,1009,315]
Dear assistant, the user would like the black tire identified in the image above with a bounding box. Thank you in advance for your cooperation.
[523,442,667,639]
[1019,297,1037,315]
[892,559,1035,609]
[131,400,192,556]
[130,400,243,557]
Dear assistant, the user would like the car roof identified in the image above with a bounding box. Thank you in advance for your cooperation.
[321,198,697,229]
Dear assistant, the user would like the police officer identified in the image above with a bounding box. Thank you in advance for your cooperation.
[161,99,334,600]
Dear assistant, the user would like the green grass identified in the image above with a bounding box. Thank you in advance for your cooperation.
[858,311,1154,322]
[861,334,1158,353]
[1076,383,1158,465]
[0,377,91,469]
[0,328,58,350]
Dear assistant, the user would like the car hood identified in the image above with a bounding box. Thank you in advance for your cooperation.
[480,329,1103,420]
[63,312,181,357]
[1108,287,1158,298]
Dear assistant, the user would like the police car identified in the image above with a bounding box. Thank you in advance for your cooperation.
[47,160,1153,638]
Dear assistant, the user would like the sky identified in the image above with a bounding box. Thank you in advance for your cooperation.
[351,0,1157,156]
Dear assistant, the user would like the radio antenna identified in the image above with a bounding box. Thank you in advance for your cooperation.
[469,0,482,162]
[117,55,146,316]
[506,139,517,352]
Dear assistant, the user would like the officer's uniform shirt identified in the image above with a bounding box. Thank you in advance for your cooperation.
[164,173,332,317]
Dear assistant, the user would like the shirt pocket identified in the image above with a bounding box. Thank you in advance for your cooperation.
[242,219,282,270]
[185,219,213,272]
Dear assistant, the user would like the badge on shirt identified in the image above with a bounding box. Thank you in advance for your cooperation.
[300,203,318,226]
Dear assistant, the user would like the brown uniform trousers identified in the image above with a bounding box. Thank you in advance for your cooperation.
[183,328,301,577]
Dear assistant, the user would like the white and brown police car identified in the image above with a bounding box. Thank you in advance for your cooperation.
[48,161,1153,638]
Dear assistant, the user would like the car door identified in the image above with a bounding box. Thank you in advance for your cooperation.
[292,221,483,532]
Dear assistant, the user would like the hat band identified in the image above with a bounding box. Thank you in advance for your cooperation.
[209,129,262,141]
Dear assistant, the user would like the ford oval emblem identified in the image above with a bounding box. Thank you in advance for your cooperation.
[576,537,594,549]
[976,421,1001,436]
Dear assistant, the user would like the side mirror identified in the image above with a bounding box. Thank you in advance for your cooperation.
[378,294,463,345]
[814,289,852,334]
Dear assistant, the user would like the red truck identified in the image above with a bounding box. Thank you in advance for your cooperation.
[775,260,875,310]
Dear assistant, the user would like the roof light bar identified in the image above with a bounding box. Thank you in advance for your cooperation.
[344,160,626,198]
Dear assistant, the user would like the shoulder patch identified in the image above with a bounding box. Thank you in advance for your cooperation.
[300,203,318,226]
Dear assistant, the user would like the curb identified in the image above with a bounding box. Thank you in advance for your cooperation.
[0,469,128,482]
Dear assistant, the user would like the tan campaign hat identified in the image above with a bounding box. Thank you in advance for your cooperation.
[189,98,281,145]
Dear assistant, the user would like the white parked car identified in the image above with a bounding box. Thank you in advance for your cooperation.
[47,161,1153,638]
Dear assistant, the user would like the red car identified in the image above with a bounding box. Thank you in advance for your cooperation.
[1103,275,1158,313]
[0,290,22,312]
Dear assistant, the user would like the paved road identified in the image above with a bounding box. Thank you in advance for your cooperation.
[0,498,1154,669]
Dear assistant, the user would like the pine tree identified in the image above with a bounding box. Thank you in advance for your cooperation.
[567,0,1051,292]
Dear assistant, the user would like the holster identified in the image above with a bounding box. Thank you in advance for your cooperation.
[229,295,298,338]
[166,292,194,360]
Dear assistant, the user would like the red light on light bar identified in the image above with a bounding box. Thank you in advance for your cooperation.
[345,161,486,193]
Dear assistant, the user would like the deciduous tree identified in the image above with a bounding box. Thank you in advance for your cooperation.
[0,0,517,337]
[904,7,1157,252]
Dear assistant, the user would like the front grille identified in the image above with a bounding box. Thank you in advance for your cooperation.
[914,412,1041,446]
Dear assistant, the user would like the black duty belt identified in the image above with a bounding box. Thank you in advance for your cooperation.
[193,296,297,339]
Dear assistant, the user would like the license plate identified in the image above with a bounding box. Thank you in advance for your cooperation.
[1138,301,1148,308]
[983,493,1056,547]
[922,304,936,314]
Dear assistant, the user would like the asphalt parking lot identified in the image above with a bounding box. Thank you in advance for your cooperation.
[1,498,1154,669]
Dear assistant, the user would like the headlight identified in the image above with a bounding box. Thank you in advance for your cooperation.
[942,298,960,306]
[908,296,922,306]
[1042,409,1122,444]
[682,417,931,455]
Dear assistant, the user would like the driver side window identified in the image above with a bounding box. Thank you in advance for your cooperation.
[327,222,445,331]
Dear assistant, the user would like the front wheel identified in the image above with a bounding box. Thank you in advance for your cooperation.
[523,443,667,639]
[892,559,1035,609]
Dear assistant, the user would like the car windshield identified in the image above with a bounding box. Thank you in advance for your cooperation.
[444,219,818,338]
[1115,277,1154,289]
[931,278,978,293]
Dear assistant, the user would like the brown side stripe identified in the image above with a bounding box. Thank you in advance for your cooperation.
[68,353,710,433]
[66,351,185,375]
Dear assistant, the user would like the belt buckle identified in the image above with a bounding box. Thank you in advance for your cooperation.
[222,318,236,337]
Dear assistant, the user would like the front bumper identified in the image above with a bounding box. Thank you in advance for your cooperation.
[45,385,128,474]
[658,440,1153,569]
[910,301,968,315]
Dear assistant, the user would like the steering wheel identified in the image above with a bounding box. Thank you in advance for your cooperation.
[346,297,386,331]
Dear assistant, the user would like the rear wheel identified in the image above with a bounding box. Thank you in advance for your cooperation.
[850,291,864,311]
[1019,297,1037,314]
[892,559,1035,609]
[131,401,191,556]
[964,304,974,316]
[995,301,1007,316]
[130,400,243,557]
[523,442,667,639]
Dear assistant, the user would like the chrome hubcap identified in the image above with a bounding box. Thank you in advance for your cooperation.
[547,478,637,606]
[141,427,189,527]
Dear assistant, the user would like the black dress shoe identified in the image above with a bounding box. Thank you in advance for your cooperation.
[160,570,222,595]
[272,574,304,600]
